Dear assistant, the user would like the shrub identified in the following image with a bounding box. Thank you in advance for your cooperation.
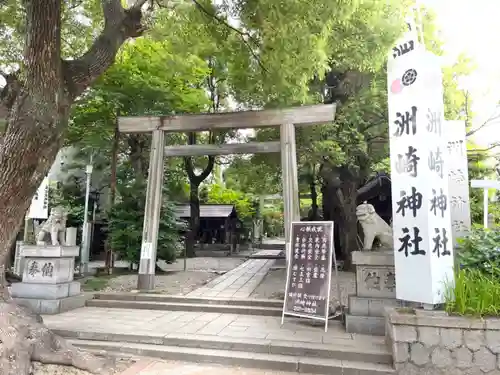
[456,226,500,276]
[107,181,183,265]
[445,226,500,316]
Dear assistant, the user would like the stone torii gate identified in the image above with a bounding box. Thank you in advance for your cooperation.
[118,104,336,290]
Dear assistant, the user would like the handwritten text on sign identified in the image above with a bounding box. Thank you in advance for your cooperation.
[284,222,333,320]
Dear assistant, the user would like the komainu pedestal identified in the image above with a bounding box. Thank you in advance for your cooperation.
[10,245,87,314]
[345,251,402,335]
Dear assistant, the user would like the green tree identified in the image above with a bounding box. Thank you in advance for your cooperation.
[107,165,183,265]
[223,7,476,266]
[0,0,450,371]
[206,184,255,225]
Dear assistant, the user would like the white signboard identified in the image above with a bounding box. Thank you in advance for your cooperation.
[27,177,49,219]
[471,180,500,189]
[388,25,454,305]
[141,242,153,259]
[445,121,471,247]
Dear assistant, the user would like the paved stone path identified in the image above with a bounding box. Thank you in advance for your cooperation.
[44,307,385,349]
[123,360,320,375]
[186,259,276,299]
[249,249,283,258]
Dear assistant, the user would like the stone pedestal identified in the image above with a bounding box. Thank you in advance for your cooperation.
[345,251,402,336]
[10,245,87,314]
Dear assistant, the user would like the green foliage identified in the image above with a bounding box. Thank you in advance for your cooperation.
[456,227,500,276]
[69,35,210,149]
[310,74,389,178]
[0,0,100,68]
[262,209,284,238]
[444,268,500,317]
[444,227,500,317]
[49,177,86,228]
[206,184,255,225]
[224,157,282,195]
[107,167,183,264]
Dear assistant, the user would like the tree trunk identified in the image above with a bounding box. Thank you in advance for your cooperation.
[0,0,148,372]
[320,171,359,270]
[105,114,120,274]
[339,180,360,270]
[321,183,343,262]
[127,134,149,183]
[186,182,200,257]
[310,179,319,220]
[183,132,216,258]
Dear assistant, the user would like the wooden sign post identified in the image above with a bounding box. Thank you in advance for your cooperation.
[281,221,340,332]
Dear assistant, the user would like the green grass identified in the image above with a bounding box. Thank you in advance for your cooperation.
[444,267,500,317]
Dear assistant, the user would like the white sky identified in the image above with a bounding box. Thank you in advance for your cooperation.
[420,0,500,147]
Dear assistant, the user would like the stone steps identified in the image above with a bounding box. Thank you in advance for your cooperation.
[55,329,392,364]
[66,337,395,375]
[93,293,283,308]
[89,293,284,316]
[87,299,283,317]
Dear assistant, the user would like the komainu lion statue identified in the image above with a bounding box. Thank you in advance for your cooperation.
[356,202,393,251]
[36,206,68,246]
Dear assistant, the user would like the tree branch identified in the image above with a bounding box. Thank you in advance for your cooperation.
[466,110,500,137]
[197,155,216,182]
[191,0,267,73]
[468,143,500,153]
[63,0,147,99]
[184,131,217,185]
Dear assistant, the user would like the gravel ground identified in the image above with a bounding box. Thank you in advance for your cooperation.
[129,359,322,375]
[250,268,356,306]
[32,355,135,375]
[101,257,245,293]
[157,257,245,272]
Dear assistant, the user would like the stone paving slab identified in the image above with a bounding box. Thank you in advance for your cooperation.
[44,307,386,349]
[187,259,275,299]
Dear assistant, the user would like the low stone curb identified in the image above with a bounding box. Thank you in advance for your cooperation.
[71,339,395,375]
[86,299,283,316]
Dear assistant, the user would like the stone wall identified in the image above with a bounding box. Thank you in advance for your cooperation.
[385,307,500,375]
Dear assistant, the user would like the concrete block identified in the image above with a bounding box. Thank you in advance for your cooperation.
[59,293,89,313]
[345,315,386,336]
[22,257,75,284]
[355,265,396,299]
[410,342,431,366]
[352,251,394,267]
[418,326,440,347]
[393,325,418,343]
[348,295,369,316]
[464,329,485,352]
[473,346,497,372]
[19,245,79,258]
[10,281,80,299]
[348,296,402,317]
[440,327,463,349]
[14,293,88,314]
